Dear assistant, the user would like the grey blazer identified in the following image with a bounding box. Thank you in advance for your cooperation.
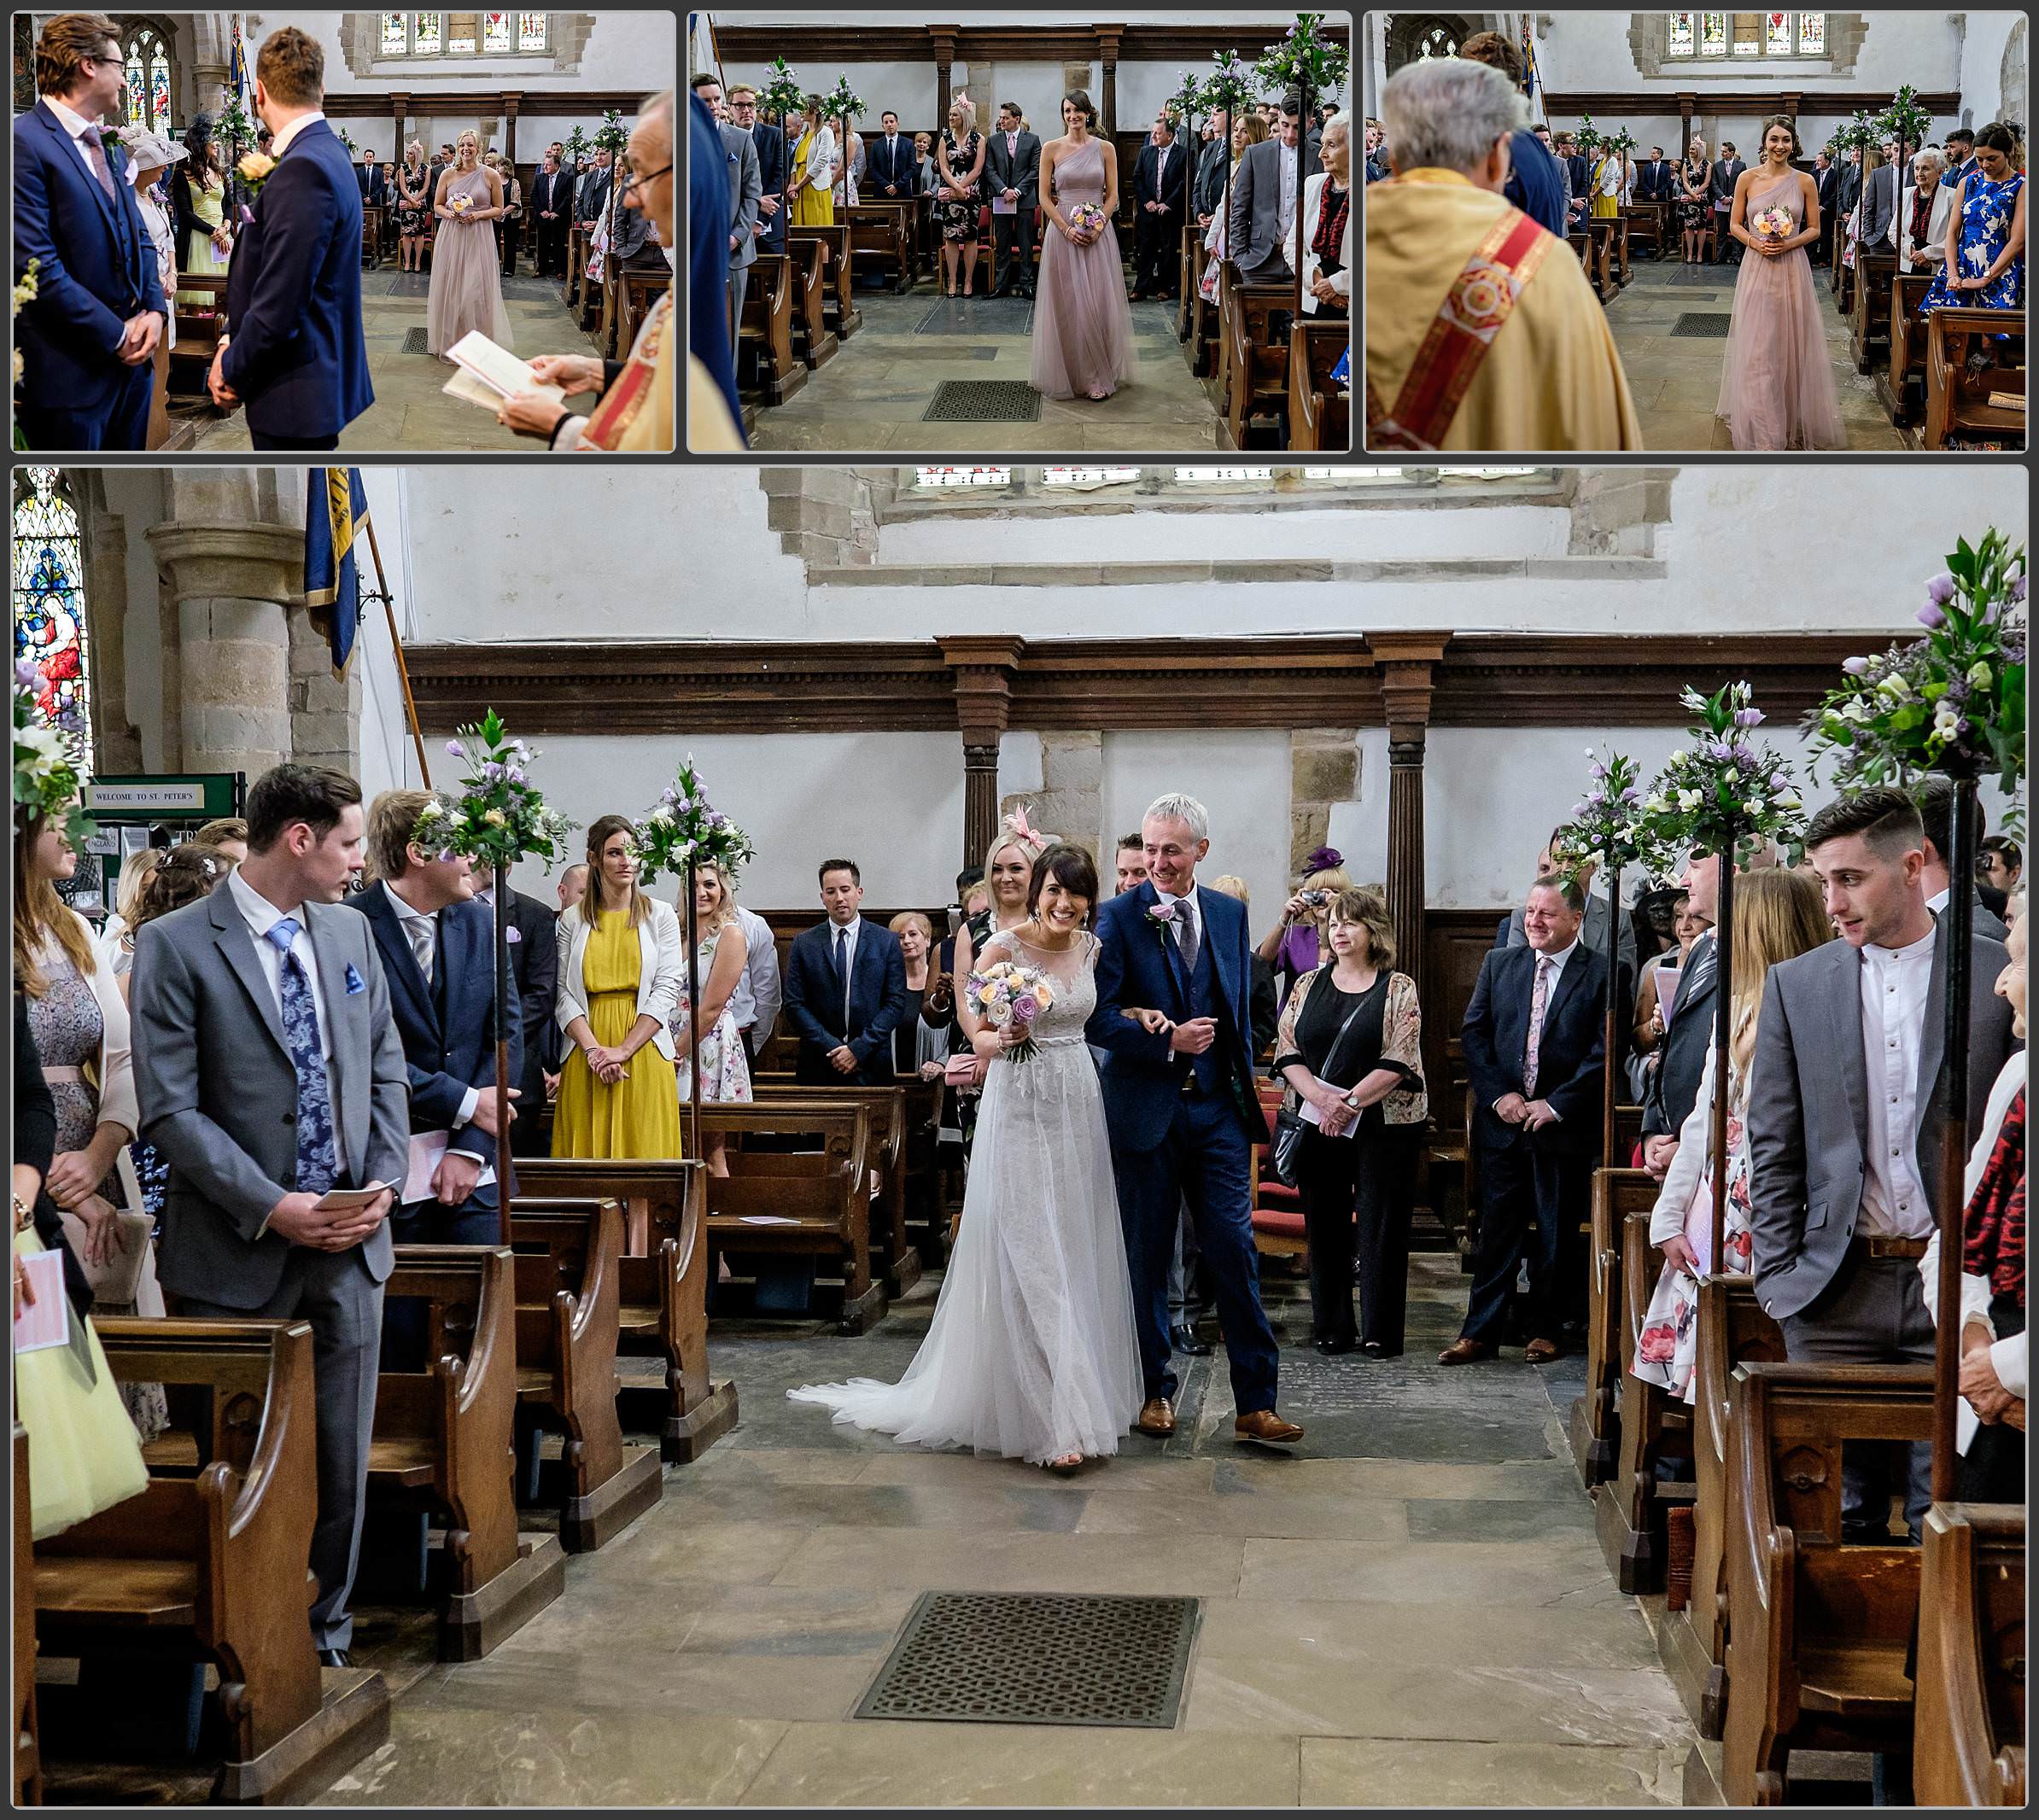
[1745,921,2016,1322]
[131,880,410,1307]
[720,121,761,271]
[1860,161,1898,251]
[1228,137,1296,272]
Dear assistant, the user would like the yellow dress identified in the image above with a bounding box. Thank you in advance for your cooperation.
[178,172,230,306]
[13,1228,149,1541]
[1590,156,1621,220]
[791,128,834,226]
[552,910,683,1158]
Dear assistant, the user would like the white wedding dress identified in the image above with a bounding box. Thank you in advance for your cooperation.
[789,930,1142,1463]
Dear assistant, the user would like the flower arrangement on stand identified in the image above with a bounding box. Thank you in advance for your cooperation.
[1198,52,1259,247]
[1253,14,1349,327]
[1877,83,1934,193]
[13,260,37,441]
[592,107,632,273]
[827,76,867,205]
[1640,682,1806,1271]
[634,757,755,1158]
[13,665,95,852]
[563,124,589,171]
[216,93,258,163]
[414,709,576,1235]
[1550,750,1677,1165]
[1806,528,2027,1500]
[757,59,806,220]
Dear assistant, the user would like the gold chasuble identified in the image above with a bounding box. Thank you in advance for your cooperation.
[1365,169,1643,452]
[575,289,676,452]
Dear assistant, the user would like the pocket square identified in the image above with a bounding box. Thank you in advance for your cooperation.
[505,925,522,944]
[344,963,367,995]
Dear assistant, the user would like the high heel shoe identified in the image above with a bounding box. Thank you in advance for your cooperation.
[1044,1452,1083,1476]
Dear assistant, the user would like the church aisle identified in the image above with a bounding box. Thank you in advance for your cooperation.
[302,1258,1692,1808]
[745,293,1223,453]
[1600,259,1904,451]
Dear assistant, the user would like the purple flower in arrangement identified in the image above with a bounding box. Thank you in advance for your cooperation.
[1842,656,1872,675]
[446,739,464,757]
[1925,572,1958,607]
[1917,602,1948,630]
[1733,707,1764,728]
[1709,741,1735,761]
[2008,574,2027,604]
[1621,785,1641,802]
[506,767,527,785]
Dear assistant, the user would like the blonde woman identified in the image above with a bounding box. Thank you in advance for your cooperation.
[889,910,955,1081]
[949,809,1049,1151]
[425,129,512,359]
[789,97,837,227]
[95,847,164,970]
[1199,113,1268,304]
[936,94,985,295]
[395,138,432,271]
[669,860,752,1178]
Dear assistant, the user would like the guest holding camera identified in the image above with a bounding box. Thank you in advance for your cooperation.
[1258,846,1351,1002]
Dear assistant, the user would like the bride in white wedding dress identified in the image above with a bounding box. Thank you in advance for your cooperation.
[789,843,1147,1472]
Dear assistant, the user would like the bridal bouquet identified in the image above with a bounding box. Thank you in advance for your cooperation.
[1751,206,1792,241]
[967,960,1058,1064]
[1066,202,1107,242]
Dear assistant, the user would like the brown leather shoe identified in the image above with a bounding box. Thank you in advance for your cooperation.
[1437,1338,1498,1366]
[1524,1338,1563,1364]
[1134,1397,1176,1438]
[1234,1409,1304,1444]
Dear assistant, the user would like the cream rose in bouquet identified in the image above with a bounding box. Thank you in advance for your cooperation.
[967,959,1058,1064]
[1066,201,1107,243]
[1750,205,1793,244]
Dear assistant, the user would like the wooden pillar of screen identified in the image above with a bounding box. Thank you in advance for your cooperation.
[391,90,408,162]
[505,91,519,167]
[940,634,1025,870]
[1368,633,1450,998]
[1679,92,1695,154]
[1098,26,1123,139]
[932,26,957,142]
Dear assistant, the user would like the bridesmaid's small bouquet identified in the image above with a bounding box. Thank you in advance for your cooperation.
[967,960,1058,1064]
[1750,206,1792,242]
[1066,202,1107,242]
[450,191,475,215]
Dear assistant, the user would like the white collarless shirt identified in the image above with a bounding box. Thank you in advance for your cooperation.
[229,867,334,1062]
[1856,925,1936,1238]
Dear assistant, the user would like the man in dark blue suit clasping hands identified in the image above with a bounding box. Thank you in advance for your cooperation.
[210,26,372,450]
[12,12,167,450]
[784,859,914,1087]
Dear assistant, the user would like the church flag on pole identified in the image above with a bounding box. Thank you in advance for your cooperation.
[688,12,721,81]
[229,15,249,105]
[304,469,369,677]
[1521,18,1539,104]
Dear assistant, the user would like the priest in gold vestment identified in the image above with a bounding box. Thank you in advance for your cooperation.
[1365,58,1642,452]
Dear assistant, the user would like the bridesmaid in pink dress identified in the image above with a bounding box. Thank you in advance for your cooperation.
[1715,115,1844,451]
[1031,90,1135,402]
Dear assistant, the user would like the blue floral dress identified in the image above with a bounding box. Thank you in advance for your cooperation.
[1920,170,2024,312]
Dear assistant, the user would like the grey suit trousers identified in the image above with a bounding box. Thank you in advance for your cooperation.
[1779,1249,1933,1541]
[175,1247,385,1652]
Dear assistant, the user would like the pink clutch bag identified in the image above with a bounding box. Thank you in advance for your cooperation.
[943,1053,980,1087]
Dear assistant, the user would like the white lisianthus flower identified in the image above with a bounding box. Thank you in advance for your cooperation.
[482,808,507,826]
[1678,788,1703,812]
[1774,792,1802,810]
[1967,661,1994,688]
[1931,703,1961,737]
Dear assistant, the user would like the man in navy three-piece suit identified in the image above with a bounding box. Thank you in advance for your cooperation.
[210,25,372,450]
[1087,793,1301,1448]
[783,859,914,1087]
[13,12,167,450]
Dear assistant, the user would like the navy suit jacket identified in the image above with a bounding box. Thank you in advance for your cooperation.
[1086,880,1267,1152]
[346,887,519,1202]
[783,918,914,1085]
[1133,141,1189,215]
[751,121,788,251]
[1459,941,1609,1157]
[221,118,372,438]
[12,99,167,417]
[356,161,389,207]
[866,131,920,197]
[1504,130,1569,238]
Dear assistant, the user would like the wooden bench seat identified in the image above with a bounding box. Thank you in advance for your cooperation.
[506,1199,663,1551]
[1288,318,1350,453]
[1569,1168,1655,1489]
[34,1317,389,1803]
[1850,249,1898,374]
[789,224,862,339]
[848,201,916,292]
[513,1157,737,1462]
[1218,259,1295,449]
[1720,1359,1935,1805]
[1877,271,1937,424]
[1924,307,2026,450]
[787,235,838,370]
[367,1245,566,1658]
[1913,1501,2027,1805]
[751,1084,923,1296]
[739,251,804,405]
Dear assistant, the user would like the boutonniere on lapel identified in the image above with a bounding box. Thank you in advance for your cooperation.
[1143,900,1179,942]
[235,150,277,195]
[505,924,522,944]
[98,126,123,158]
[343,962,367,996]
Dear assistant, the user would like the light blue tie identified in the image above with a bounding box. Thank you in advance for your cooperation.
[266,919,339,1197]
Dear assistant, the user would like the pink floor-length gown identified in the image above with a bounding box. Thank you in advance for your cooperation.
[1030,137,1134,400]
[1715,170,1845,450]
[426,166,515,358]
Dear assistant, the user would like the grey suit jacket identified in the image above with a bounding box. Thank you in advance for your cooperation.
[1745,921,2016,1321]
[719,121,761,271]
[984,130,1042,210]
[1228,137,1298,272]
[1861,161,1898,250]
[131,880,410,1307]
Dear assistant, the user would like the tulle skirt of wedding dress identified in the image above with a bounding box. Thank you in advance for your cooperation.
[789,1035,1142,1463]
[1715,245,1845,451]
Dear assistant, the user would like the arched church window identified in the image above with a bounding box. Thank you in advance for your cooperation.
[12,468,91,776]
[518,13,547,51]
[120,22,173,134]
[1386,15,1468,72]
[377,11,546,57]
[483,11,512,53]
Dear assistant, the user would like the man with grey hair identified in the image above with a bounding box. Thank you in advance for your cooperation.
[1087,792,1299,1446]
[1364,56,1641,451]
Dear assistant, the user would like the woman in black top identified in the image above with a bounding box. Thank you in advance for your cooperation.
[1271,887,1428,1354]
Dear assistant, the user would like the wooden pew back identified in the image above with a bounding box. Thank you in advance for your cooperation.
[1218,259,1293,447]
[848,201,915,291]
[751,1082,920,1292]
[1925,307,2027,449]
[1571,1167,1656,1488]
[14,1426,38,1806]
[789,222,862,336]
[1288,318,1350,452]
[508,1199,624,1493]
[1914,1502,2027,1806]
[1851,249,1898,372]
[787,233,838,367]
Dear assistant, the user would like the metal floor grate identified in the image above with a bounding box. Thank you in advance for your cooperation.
[401,326,432,354]
[1669,312,1735,338]
[922,379,1043,423]
[856,1591,1200,1728]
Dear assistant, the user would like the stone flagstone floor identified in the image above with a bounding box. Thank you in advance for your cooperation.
[740,286,1225,454]
[185,267,605,453]
[1602,252,1906,452]
[39,1257,1699,1807]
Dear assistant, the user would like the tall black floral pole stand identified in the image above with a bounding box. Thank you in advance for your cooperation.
[1930,760,1981,1502]
[684,852,702,1165]
[493,861,516,1244]
[1706,843,1736,1275]
[1601,840,1625,1170]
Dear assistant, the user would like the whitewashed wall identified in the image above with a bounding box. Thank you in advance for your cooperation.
[1960,12,2029,126]
[1536,9,1966,92]
[297,10,675,93]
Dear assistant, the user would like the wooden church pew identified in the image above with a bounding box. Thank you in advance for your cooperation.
[506,1199,663,1551]
[1661,1272,1785,1739]
[167,274,230,400]
[1569,1168,1656,1489]
[14,1426,38,1807]
[1924,308,2026,450]
[738,252,805,405]
[1877,271,1937,425]
[751,1084,921,1297]
[787,224,862,341]
[616,268,667,356]
[1218,259,1294,449]
[1719,1360,1935,1806]
[1288,318,1351,453]
[33,1318,389,1803]
[514,1157,737,1462]
[1913,1502,2027,1806]
[848,202,916,292]
[788,235,838,370]
[368,1245,566,1660]
[702,1100,883,1333]
[1850,248,1898,373]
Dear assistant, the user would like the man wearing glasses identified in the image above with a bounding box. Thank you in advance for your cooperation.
[13,11,167,449]
[727,85,787,255]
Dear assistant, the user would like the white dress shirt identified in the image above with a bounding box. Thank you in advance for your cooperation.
[229,867,333,1063]
[382,881,485,1173]
[1856,927,1936,1238]
[827,914,862,1030]
[1277,139,1300,246]
[269,109,326,161]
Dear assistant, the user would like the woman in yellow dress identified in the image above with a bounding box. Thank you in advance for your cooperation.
[788,96,837,227]
[171,119,232,307]
[552,814,685,1158]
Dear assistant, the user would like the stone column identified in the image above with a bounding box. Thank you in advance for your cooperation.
[1368,633,1449,996]
[73,472,144,774]
[940,634,1025,869]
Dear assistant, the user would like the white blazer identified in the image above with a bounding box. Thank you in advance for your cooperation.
[554,897,686,1062]
[1299,171,1352,316]
[1898,180,1955,273]
[38,909,139,1138]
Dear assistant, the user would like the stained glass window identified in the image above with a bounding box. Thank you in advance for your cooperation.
[519,13,547,52]
[1668,12,1695,54]
[124,45,143,125]
[149,48,169,130]
[414,13,442,55]
[914,466,1012,487]
[1764,11,1791,53]
[1417,25,1458,59]
[1043,466,1142,487]
[382,12,408,53]
[1798,12,1826,52]
[1699,12,1726,54]
[483,12,511,52]
[12,470,90,774]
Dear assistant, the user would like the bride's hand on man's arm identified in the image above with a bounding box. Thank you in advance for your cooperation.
[1123,1007,1174,1035]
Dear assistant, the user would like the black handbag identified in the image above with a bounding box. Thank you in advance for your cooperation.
[1267,980,1373,1189]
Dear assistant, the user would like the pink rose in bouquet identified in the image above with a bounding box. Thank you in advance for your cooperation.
[1066,201,1107,242]
[1750,206,1793,243]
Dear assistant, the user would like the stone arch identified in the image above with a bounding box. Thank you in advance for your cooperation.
[2002,18,2027,135]
[1385,15,1497,73]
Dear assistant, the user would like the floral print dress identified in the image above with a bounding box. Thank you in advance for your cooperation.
[669,931,753,1105]
[1920,170,2025,313]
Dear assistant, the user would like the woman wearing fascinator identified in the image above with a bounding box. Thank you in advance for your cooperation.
[1259,845,1353,1004]
[792,815,1170,1473]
